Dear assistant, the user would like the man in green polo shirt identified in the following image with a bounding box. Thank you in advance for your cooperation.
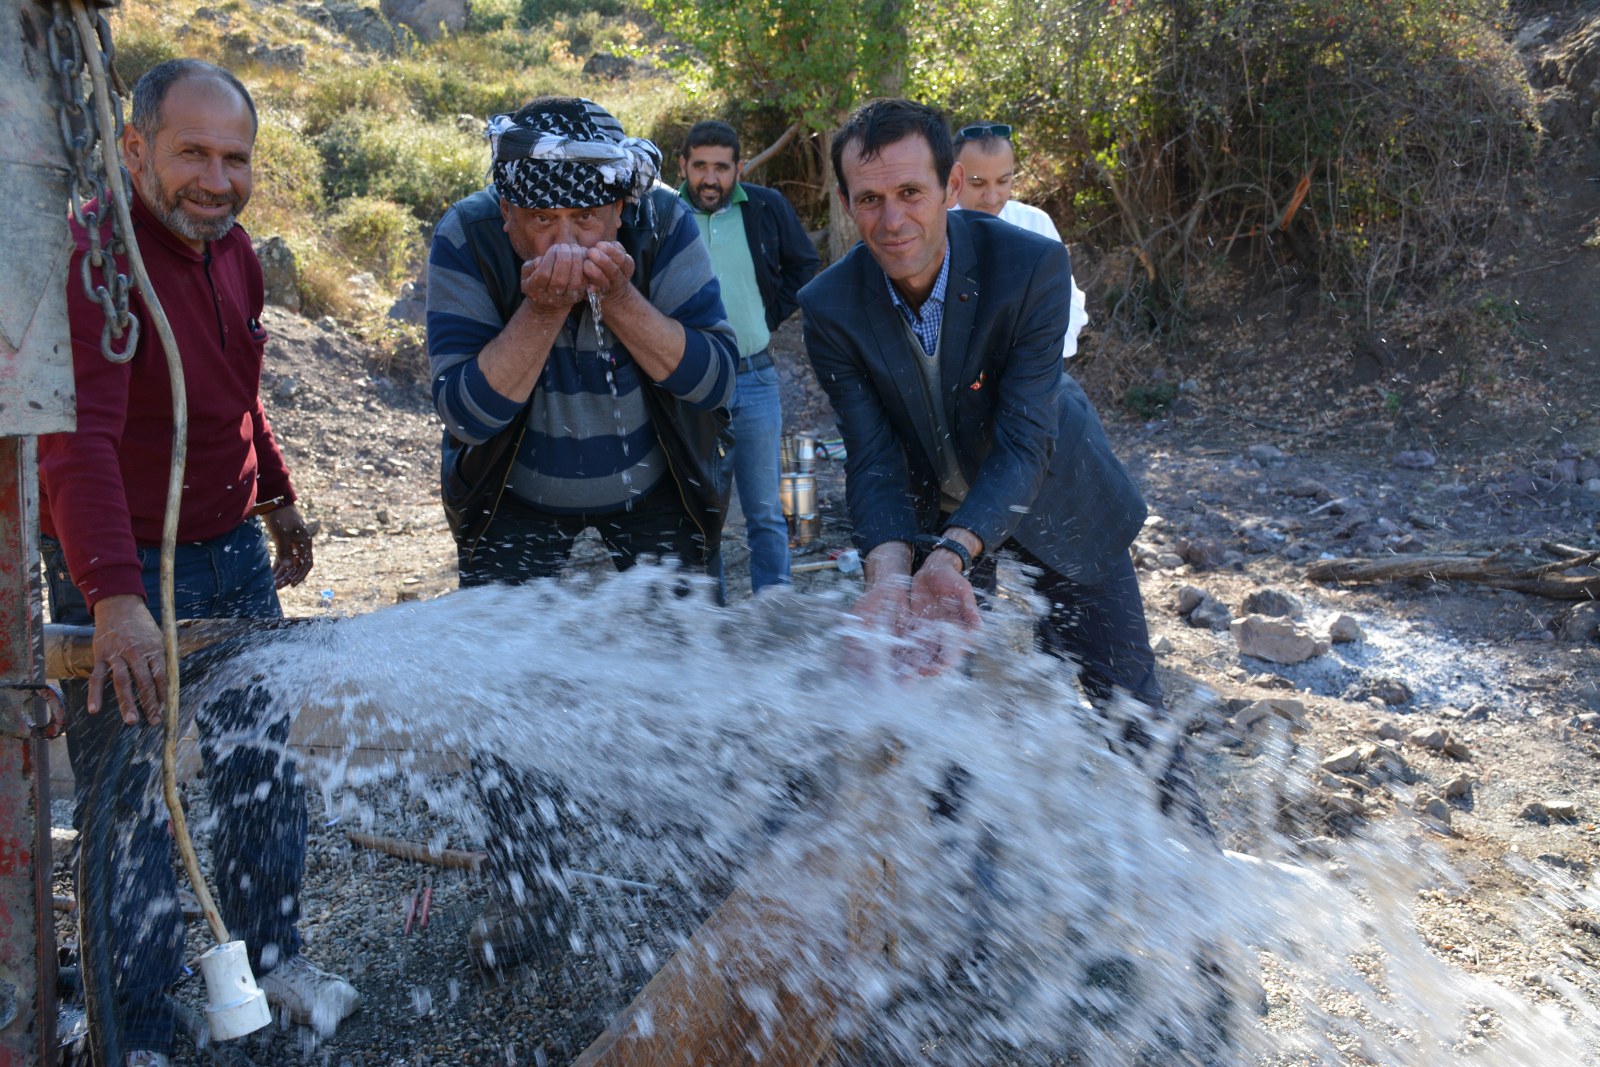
[679,121,819,592]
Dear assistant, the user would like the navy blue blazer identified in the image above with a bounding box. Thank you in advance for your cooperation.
[799,210,1146,583]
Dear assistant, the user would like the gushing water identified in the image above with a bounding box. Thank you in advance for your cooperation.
[588,287,633,499]
[186,569,1600,1065]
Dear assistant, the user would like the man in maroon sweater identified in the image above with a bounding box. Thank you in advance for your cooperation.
[38,60,356,1064]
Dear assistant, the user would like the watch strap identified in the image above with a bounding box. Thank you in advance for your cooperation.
[915,533,973,574]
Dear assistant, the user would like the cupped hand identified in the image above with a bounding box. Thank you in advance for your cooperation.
[903,558,981,676]
[582,241,636,306]
[264,504,315,588]
[519,244,591,314]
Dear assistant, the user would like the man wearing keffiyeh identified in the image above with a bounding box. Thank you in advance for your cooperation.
[425,96,737,976]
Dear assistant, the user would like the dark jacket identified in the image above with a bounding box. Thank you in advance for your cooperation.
[734,182,820,331]
[799,210,1146,584]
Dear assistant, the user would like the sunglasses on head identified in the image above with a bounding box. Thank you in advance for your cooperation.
[958,124,1012,140]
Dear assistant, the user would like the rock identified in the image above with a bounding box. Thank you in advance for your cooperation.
[1348,677,1412,705]
[1285,478,1332,501]
[1232,615,1330,664]
[1463,702,1494,722]
[380,0,467,42]
[1444,773,1473,799]
[326,1,404,54]
[1407,727,1470,759]
[582,53,634,79]
[1521,800,1580,823]
[1366,717,1405,742]
[1233,697,1308,736]
[1246,442,1288,463]
[254,236,300,312]
[1189,597,1233,632]
[1514,14,1556,48]
[388,297,426,325]
[1324,792,1368,816]
[1176,585,1207,615]
[1550,601,1600,643]
[1241,588,1302,618]
[1150,635,1173,654]
[1416,794,1453,828]
[1156,552,1185,569]
[1322,745,1366,774]
[1177,538,1228,570]
[1365,742,1411,782]
[1328,614,1364,644]
[250,42,307,71]
[1370,678,1414,706]
[1392,450,1437,470]
[272,376,299,403]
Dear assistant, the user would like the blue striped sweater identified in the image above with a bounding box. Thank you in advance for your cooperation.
[427,187,737,514]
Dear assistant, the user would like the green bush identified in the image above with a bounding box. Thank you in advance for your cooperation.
[328,197,420,290]
[250,114,325,228]
[300,66,410,138]
[522,0,629,24]
[1121,381,1179,420]
[111,24,181,87]
[467,0,522,32]
[318,110,488,223]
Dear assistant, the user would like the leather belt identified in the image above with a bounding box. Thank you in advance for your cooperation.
[736,349,773,374]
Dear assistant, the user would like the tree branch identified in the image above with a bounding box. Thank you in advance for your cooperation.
[743,122,802,176]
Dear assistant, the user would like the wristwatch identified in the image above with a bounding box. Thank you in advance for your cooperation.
[915,532,973,574]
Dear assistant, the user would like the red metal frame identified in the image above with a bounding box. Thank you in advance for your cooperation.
[1,0,78,1061]
[0,437,56,1067]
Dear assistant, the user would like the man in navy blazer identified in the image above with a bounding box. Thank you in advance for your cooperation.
[800,98,1157,707]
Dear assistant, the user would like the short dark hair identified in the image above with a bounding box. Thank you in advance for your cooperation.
[130,59,257,139]
[681,120,740,162]
[830,98,952,199]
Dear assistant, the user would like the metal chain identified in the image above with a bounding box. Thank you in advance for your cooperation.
[48,0,138,363]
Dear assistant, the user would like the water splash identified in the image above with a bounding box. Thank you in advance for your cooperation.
[588,287,634,501]
[184,569,1600,1065]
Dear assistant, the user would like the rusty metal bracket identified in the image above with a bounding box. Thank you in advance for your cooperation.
[0,683,65,740]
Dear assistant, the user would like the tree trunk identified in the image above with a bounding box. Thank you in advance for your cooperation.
[821,126,860,264]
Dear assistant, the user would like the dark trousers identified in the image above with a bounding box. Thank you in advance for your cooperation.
[970,543,1161,708]
[968,542,1210,833]
[458,482,710,588]
[43,521,305,1053]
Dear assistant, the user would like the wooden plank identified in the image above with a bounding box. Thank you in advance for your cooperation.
[571,888,836,1067]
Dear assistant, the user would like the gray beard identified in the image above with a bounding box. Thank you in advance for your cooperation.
[137,170,240,245]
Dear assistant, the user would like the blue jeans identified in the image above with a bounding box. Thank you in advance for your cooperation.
[43,521,305,1054]
[731,362,790,591]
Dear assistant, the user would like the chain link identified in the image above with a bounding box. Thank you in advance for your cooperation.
[49,0,138,363]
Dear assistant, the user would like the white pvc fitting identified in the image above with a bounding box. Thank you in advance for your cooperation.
[198,940,271,1040]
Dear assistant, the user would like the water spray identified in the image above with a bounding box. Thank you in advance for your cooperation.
[71,0,270,1041]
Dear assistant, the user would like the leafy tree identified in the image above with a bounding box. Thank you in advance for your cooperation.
[912,0,1530,329]
[640,0,909,257]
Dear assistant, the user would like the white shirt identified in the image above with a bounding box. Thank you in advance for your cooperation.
[983,201,1090,358]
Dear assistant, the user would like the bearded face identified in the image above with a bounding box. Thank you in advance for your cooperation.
[123,75,255,249]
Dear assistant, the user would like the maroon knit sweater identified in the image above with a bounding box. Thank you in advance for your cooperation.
[39,189,296,610]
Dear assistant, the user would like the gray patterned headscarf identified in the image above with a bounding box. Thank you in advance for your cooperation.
[488,97,662,210]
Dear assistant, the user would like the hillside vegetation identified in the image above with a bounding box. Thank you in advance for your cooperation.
[105,0,1565,416]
